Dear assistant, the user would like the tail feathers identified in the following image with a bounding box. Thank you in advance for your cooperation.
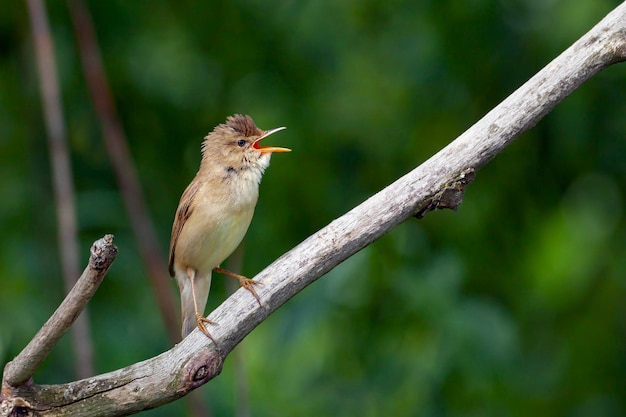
[181,315,197,340]
[177,271,212,339]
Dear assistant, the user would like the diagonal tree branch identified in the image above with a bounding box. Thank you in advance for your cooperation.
[2,1,626,416]
[3,235,117,388]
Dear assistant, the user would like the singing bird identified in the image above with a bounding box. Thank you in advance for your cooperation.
[169,114,290,340]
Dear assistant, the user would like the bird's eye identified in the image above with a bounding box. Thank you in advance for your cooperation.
[236,139,246,147]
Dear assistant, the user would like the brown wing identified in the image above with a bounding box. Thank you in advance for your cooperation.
[168,179,202,277]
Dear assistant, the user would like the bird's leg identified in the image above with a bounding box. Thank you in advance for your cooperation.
[213,267,262,306]
[188,267,217,344]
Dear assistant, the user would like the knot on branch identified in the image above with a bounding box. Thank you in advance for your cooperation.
[180,349,223,392]
[89,234,118,270]
[415,167,476,219]
[0,396,37,417]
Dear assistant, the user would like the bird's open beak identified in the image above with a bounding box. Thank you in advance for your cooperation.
[253,127,290,154]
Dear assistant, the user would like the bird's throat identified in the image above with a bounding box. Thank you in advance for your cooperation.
[223,163,263,208]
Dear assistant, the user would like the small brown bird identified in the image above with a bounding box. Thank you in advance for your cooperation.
[169,114,289,340]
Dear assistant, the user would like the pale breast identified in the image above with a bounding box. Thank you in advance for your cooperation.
[175,186,256,276]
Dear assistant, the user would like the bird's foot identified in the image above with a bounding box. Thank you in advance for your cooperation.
[238,276,263,306]
[214,267,263,306]
[196,314,218,344]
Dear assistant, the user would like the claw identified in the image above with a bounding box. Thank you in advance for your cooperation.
[238,277,262,306]
[214,267,263,306]
[196,314,217,344]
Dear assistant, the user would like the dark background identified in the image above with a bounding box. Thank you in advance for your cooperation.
[1,1,625,416]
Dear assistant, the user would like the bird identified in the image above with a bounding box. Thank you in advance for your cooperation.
[169,114,290,341]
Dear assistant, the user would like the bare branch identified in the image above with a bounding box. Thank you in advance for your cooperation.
[3,235,118,388]
[225,245,251,417]
[3,2,626,416]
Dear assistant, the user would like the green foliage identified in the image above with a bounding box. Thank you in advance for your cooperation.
[1,0,625,415]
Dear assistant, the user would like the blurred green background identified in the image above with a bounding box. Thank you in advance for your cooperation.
[1,0,626,416]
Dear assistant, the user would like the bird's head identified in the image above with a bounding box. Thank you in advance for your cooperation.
[201,114,290,175]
